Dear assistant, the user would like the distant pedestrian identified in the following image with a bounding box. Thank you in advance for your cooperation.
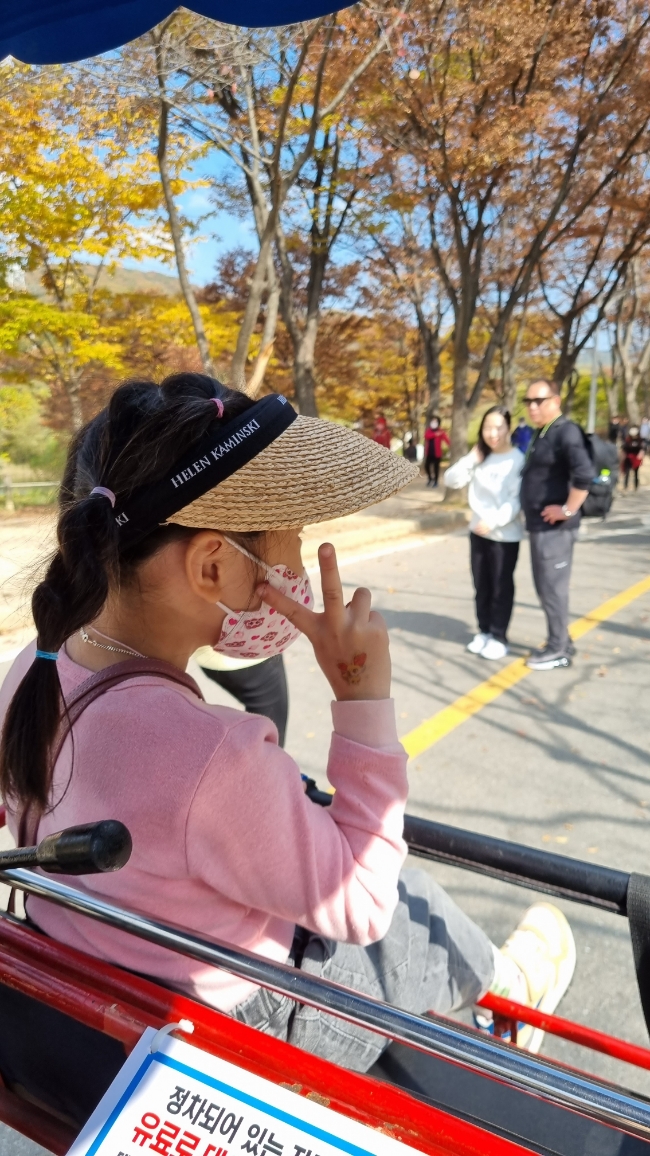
[608,415,623,444]
[372,413,392,449]
[640,416,650,444]
[622,426,644,491]
[424,416,450,487]
[520,380,593,671]
[403,433,418,462]
[512,417,533,455]
[445,406,524,661]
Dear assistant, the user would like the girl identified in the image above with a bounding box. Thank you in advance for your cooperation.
[0,375,573,1122]
[445,406,524,660]
[423,415,450,487]
[622,425,644,491]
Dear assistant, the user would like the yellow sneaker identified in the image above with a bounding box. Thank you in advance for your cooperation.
[497,902,576,1053]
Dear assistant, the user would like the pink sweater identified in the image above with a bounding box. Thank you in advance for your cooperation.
[0,643,408,1011]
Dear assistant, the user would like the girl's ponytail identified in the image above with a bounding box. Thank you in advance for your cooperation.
[0,493,118,810]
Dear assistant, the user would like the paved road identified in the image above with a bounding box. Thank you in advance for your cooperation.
[279,491,650,1094]
[1,488,650,1153]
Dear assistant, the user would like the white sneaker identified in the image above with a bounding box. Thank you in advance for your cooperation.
[481,638,508,661]
[484,903,576,1053]
[467,632,491,654]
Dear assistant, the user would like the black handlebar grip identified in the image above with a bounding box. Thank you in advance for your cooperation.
[36,821,132,875]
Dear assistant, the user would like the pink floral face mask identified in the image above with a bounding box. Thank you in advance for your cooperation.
[214,536,313,659]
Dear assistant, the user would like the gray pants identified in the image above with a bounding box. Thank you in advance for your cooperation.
[529,527,578,652]
[233,868,494,1072]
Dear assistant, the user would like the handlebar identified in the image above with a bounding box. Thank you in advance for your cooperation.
[0,821,132,876]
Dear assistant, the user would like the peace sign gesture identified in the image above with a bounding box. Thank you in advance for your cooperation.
[257,543,391,701]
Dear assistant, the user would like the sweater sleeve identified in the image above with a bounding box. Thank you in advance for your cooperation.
[185,702,408,946]
[443,451,475,489]
[563,424,595,491]
[481,454,523,529]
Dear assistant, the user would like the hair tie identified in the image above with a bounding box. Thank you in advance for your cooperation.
[89,486,116,508]
[35,649,58,661]
[211,398,224,418]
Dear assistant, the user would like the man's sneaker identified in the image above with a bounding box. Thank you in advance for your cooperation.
[477,903,576,1053]
[566,639,576,657]
[467,632,491,654]
[481,638,508,661]
[526,645,571,670]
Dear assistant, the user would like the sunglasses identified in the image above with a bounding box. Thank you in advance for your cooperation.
[523,395,553,406]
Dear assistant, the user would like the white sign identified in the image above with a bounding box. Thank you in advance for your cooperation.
[67,1029,421,1156]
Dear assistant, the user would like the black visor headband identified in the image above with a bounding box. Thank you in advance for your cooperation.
[113,394,297,546]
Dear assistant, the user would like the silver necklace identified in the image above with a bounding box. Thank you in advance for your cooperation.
[79,626,144,659]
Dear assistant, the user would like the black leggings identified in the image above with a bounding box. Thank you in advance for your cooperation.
[624,461,640,490]
[199,653,288,746]
[470,533,520,642]
[425,455,441,484]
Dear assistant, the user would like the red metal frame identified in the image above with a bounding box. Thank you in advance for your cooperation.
[478,992,650,1071]
[3,809,650,1156]
[0,917,535,1156]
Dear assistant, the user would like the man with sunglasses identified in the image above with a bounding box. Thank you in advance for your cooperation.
[520,380,593,670]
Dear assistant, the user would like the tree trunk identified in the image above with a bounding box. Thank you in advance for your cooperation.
[231,228,274,388]
[247,262,280,398]
[624,377,641,424]
[449,348,470,464]
[563,368,579,417]
[414,305,441,418]
[66,369,84,432]
[293,314,320,417]
[154,40,214,378]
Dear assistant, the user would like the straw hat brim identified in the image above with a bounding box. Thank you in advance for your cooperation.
[168,415,419,532]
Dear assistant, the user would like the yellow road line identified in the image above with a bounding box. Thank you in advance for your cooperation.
[402,574,650,760]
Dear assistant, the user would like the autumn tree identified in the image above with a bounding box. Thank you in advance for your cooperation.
[610,259,650,424]
[0,64,165,428]
[537,161,650,406]
[370,0,650,459]
[360,182,448,415]
[122,8,409,401]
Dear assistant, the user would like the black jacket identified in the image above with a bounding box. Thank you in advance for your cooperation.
[520,416,594,533]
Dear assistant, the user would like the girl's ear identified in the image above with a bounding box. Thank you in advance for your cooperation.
[184,531,227,604]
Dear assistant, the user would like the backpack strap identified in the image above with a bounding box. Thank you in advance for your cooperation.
[50,657,204,769]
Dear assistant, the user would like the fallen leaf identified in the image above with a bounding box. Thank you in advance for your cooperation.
[588,846,599,854]
[516,729,527,737]
[542,834,551,842]
[387,586,395,594]
[400,711,409,719]
[597,634,604,641]
[555,835,568,843]
[597,666,607,677]
[613,647,621,654]
[306,732,315,739]
[564,823,574,829]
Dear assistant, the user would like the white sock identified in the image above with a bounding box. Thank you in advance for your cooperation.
[489,944,529,1004]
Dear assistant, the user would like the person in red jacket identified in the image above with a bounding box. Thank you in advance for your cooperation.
[424,415,450,487]
[372,413,393,449]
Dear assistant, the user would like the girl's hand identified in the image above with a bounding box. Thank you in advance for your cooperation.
[257,543,391,701]
[473,520,491,535]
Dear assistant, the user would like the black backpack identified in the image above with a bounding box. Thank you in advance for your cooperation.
[580,431,619,518]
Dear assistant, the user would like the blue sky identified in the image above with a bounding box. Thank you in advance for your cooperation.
[124,154,257,286]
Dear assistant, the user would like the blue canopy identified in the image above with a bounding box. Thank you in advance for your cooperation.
[1,0,342,65]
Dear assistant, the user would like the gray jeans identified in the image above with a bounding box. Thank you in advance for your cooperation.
[529,527,579,652]
[232,868,494,1072]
